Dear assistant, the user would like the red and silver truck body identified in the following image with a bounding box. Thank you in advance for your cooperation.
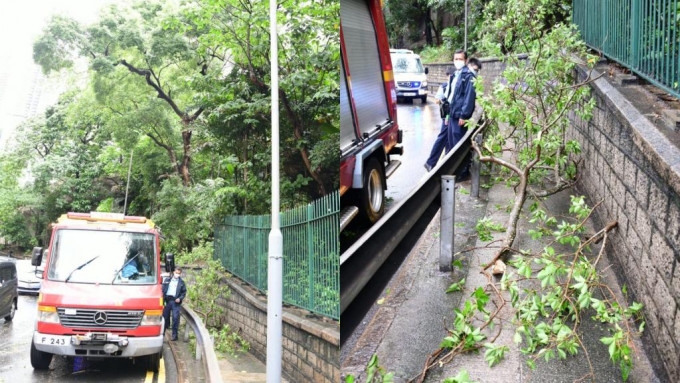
[340,0,402,228]
[30,212,165,371]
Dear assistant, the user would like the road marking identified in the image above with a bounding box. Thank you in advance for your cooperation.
[158,357,166,383]
[144,370,154,383]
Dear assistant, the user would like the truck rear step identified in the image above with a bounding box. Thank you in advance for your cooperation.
[340,206,359,232]
[385,160,401,179]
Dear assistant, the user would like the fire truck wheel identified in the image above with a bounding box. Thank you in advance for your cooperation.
[146,351,161,372]
[30,340,53,370]
[421,95,427,103]
[360,158,385,223]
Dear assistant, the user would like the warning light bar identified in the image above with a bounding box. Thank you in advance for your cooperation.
[65,212,148,224]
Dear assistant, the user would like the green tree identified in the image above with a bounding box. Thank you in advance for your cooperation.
[33,2,212,186]
[471,0,596,261]
[175,0,340,198]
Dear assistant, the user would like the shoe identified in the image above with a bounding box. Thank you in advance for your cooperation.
[424,163,433,172]
[171,336,178,341]
[456,172,471,182]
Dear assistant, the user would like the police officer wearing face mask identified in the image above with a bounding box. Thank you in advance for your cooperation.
[162,268,187,341]
[424,50,477,173]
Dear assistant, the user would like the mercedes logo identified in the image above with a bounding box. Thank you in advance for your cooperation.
[93,311,108,325]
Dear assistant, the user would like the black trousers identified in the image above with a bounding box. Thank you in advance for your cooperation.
[163,298,181,338]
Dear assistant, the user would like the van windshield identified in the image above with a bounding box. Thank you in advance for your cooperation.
[392,56,424,74]
[48,229,157,285]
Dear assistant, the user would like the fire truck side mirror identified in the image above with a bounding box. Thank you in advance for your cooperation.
[165,253,175,273]
[425,67,429,75]
[31,247,43,266]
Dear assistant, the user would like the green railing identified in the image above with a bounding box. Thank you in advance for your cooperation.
[573,0,680,99]
[213,192,340,320]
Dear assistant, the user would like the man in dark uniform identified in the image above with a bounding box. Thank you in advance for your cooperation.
[162,267,187,341]
[424,50,477,173]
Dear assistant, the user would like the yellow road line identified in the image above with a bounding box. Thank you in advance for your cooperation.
[144,370,154,383]
[158,357,166,383]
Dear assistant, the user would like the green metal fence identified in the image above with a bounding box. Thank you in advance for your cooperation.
[573,0,680,99]
[213,191,340,320]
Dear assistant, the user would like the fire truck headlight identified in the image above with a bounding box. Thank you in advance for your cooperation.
[141,309,163,326]
[37,305,60,324]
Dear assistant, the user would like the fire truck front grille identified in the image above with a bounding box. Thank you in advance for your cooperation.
[57,308,144,329]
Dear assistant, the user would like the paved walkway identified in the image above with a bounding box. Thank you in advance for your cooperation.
[167,325,287,383]
[217,350,279,383]
[342,177,662,382]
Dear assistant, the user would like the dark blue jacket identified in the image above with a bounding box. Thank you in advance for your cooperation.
[162,276,187,303]
[446,67,477,120]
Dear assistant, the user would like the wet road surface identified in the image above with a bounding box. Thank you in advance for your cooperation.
[0,260,174,383]
[341,98,442,251]
[386,98,443,206]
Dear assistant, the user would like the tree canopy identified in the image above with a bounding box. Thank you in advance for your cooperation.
[1,0,338,254]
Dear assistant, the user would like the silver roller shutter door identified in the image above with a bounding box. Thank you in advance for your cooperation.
[340,0,390,138]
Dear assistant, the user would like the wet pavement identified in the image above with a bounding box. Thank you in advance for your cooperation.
[342,177,661,382]
[386,98,444,207]
[0,260,175,383]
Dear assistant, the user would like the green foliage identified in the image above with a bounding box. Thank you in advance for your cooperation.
[484,343,509,367]
[434,197,644,382]
[153,177,242,253]
[443,369,476,383]
[502,197,644,381]
[475,217,505,241]
[446,278,466,293]
[209,324,250,357]
[185,260,231,329]
[345,354,394,383]
[473,0,597,203]
[365,354,395,383]
[5,0,338,253]
[419,45,454,64]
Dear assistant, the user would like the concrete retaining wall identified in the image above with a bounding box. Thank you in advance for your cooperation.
[426,57,680,381]
[183,269,340,383]
[567,66,680,382]
[424,58,513,97]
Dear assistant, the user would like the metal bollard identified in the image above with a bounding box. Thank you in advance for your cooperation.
[440,175,456,271]
[471,133,483,198]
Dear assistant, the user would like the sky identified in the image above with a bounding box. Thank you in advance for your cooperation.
[0,0,116,150]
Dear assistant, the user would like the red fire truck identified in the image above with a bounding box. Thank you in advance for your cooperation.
[29,212,173,372]
[340,0,402,229]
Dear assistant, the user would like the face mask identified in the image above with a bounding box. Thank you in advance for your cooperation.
[173,273,180,279]
[454,59,465,70]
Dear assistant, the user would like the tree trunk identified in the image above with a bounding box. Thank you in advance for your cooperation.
[179,129,192,186]
[425,10,434,46]
[502,172,528,250]
[279,91,327,196]
[293,125,327,196]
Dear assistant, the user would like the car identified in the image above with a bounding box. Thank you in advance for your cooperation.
[17,256,45,295]
[0,256,18,322]
[390,49,429,103]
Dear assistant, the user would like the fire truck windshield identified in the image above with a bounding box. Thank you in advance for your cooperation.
[48,229,157,284]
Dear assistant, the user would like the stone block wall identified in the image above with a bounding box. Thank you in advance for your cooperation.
[182,269,340,382]
[423,57,517,97]
[567,66,680,381]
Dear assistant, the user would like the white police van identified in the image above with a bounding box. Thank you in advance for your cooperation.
[390,49,428,103]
